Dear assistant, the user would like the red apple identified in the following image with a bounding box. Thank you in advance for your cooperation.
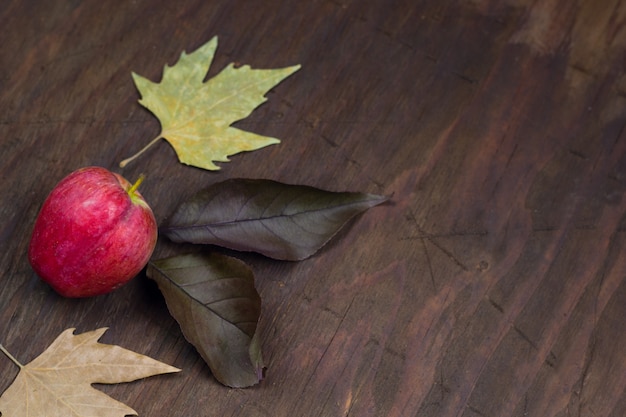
[28,166,158,297]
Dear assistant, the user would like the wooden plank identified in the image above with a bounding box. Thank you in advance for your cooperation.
[0,0,625,415]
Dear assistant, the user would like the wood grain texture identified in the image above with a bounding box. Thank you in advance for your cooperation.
[1,0,625,416]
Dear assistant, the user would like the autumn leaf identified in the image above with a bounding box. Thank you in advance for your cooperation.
[119,36,301,170]
[0,328,180,417]
[160,178,389,260]
[147,252,263,388]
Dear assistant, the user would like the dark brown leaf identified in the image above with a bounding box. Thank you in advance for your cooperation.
[160,179,388,260]
[147,252,263,388]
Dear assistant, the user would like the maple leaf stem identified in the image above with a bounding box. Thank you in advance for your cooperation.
[0,344,23,369]
[119,134,163,168]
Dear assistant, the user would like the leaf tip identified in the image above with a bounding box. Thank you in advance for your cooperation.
[368,193,391,206]
[166,365,183,374]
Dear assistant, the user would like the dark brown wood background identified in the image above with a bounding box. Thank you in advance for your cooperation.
[1,0,626,416]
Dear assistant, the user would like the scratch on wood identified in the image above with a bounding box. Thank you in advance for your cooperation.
[312,296,357,374]
[327,0,348,9]
[533,226,558,233]
[402,210,475,272]
[466,404,488,416]
[314,301,361,417]
[488,139,517,199]
[545,350,557,368]
[502,141,520,170]
[452,71,478,84]
[315,132,385,189]
[0,118,149,126]
[522,394,529,416]
[400,230,489,240]
[576,326,597,402]
[278,97,294,108]
[437,366,450,402]
[322,305,344,319]
[428,237,470,271]
[611,119,626,149]
[384,346,406,361]
[397,39,417,52]
[379,28,394,39]
[487,297,504,314]
[320,133,339,148]
[299,116,319,131]
[293,297,357,415]
[421,236,438,292]
[513,325,539,351]
[569,149,588,159]
[569,63,593,78]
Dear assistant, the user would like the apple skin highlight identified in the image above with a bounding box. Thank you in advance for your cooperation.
[28,166,158,297]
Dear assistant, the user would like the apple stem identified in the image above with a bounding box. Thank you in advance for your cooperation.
[0,344,23,369]
[119,134,163,168]
[128,174,146,195]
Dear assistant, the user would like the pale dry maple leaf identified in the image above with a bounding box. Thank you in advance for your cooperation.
[0,328,180,417]
[119,36,301,170]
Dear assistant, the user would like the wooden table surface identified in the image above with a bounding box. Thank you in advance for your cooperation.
[2,0,626,416]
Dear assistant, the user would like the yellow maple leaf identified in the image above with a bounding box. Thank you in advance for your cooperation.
[0,328,180,417]
[120,36,301,170]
